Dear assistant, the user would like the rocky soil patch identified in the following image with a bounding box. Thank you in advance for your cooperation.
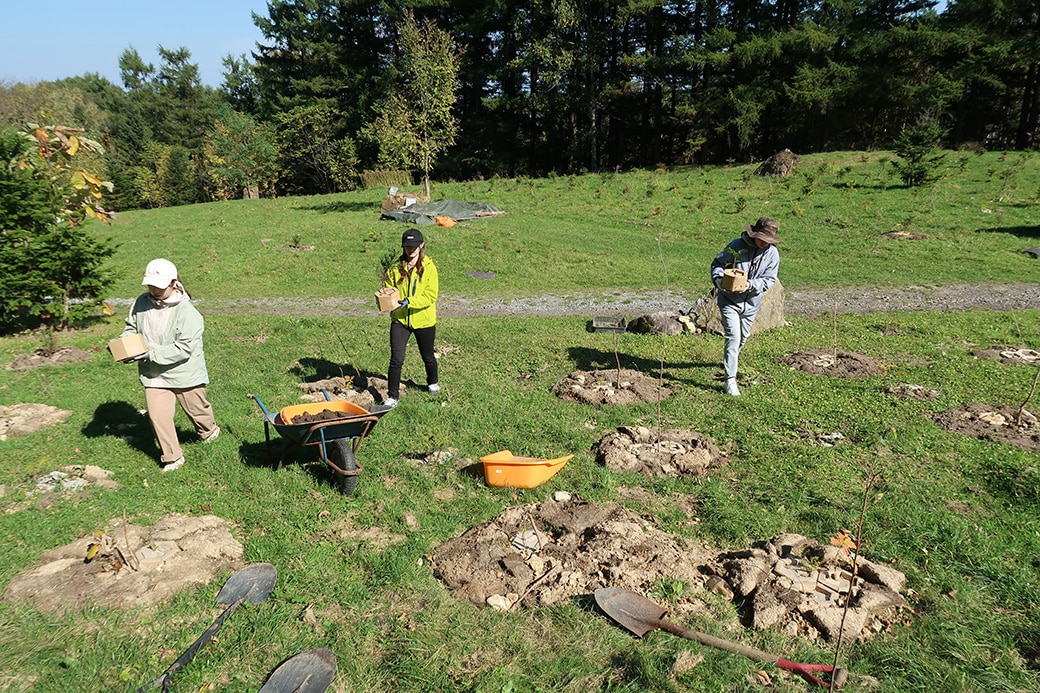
[972,345,1039,366]
[552,368,674,405]
[1,403,72,439]
[429,499,908,645]
[7,347,93,371]
[595,426,727,478]
[783,350,885,377]
[931,403,1040,453]
[2,513,244,614]
[885,383,939,401]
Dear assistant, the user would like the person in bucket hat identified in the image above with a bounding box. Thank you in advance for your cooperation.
[709,217,782,396]
[118,258,219,471]
[382,229,440,407]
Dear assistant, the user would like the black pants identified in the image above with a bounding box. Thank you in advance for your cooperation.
[388,321,437,398]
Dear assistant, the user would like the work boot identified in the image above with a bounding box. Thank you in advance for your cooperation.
[724,379,741,396]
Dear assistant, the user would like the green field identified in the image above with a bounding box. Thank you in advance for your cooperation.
[1,151,1038,692]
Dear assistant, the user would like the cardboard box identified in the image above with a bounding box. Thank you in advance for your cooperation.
[721,268,748,292]
[375,287,401,312]
[109,333,147,362]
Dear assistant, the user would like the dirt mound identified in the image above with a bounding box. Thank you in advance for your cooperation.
[707,534,908,644]
[783,350,884,377]
[2,513,244,614]
[429,500,909,645]
[595,426,727,478]
[8,347,93,371]
[972,345,1039,366]
[1,403,72,439]
[429,499,711,613]
[296,375,391,408]
[931,403,1040,453]
[552,369,673,405]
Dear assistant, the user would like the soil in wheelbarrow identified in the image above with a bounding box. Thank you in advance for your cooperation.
[552,368,674,405]
[290,408,358,424]
[428,499,910,645]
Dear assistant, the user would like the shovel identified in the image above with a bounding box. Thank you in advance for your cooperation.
[135,563,278,693]
[259,648,337,692]
[594,587,848,689]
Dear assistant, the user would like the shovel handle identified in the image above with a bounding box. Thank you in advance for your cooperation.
[778,659,849,689]
[656,618,778,664]
[134,598,245,693]
[660,620,846,688]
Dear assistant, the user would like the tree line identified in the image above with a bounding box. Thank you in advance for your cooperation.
[1,0,1038,211]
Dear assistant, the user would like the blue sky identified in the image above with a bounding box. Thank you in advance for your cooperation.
[0,1,270,88]
[2,1,951,89]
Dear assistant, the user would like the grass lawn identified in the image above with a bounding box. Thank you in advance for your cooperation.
[0,151,1038,692]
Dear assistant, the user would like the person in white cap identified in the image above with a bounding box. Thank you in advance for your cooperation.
[709,217,782,396]
[119,258,218,471]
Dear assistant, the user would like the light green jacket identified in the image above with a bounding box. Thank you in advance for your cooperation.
[384,255,438,329]
[121,293,210,389]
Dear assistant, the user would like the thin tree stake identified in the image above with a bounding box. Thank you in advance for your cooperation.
[832,453,880,678]
[1015,365,1040,426]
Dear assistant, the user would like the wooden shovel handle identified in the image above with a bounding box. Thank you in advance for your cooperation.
[655,617,779,664]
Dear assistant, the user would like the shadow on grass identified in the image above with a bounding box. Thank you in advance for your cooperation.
[297,201,377,214]
[82,400,161,459]
[565,346,714,387]
[975,224,1040,240]
[237,438,349,491]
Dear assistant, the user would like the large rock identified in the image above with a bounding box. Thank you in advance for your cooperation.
[687,280,786,336]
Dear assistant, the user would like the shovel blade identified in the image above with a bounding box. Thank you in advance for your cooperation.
[216,562,277,606]
[259,648,337,693]
[594,587,668,638]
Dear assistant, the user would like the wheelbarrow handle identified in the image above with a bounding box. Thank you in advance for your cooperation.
[248,394,276,420]
[777,658,848,688]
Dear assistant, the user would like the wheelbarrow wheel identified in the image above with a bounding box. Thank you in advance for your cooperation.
[328,439,358,496]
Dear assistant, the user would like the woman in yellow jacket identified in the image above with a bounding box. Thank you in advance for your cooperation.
[383,228,439,407]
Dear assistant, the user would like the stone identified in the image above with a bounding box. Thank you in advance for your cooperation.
[687,281,786,336]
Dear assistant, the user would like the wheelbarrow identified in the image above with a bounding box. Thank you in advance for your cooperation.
[249,392,391,495]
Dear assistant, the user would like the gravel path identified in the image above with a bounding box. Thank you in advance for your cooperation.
[103,280,1040,316]
[160,282,1040,318]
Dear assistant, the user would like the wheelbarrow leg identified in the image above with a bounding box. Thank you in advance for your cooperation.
[263,419,275,470]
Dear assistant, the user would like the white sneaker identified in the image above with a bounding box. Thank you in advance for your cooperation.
[383,397,398,407]
[724,379,741,396]
[162,456,185,472]
[428,383,440,393]
[202,426,220,443]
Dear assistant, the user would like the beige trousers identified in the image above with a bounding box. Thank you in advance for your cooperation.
[144,386,217,463]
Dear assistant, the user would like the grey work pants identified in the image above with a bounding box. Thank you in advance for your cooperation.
[720,301,758,380]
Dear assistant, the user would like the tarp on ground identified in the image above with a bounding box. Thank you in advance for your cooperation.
[380,200,504,225]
